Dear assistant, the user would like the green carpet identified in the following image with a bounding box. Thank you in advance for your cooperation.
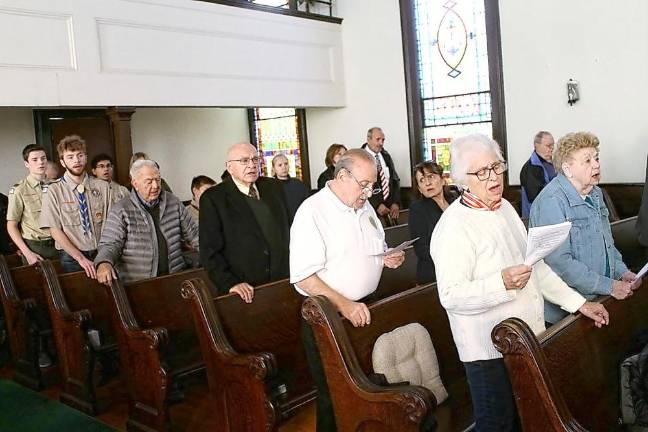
[0,379,115,431]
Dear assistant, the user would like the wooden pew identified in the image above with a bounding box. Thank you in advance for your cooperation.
[105,268,211,432]
[375,246,418,299]
[387,209,410,227]
[180,277,315,431]
[384,223,410,247]
[302,284,474,432]
[610,216,645,272]
[40,260,119,415]
[0,255,60,390]
[492,278,648,432]
[4,254,23,269]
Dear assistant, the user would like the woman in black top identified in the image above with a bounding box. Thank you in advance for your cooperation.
[409,161,459,284]
[272,153,309,222]
[316,143,347,189]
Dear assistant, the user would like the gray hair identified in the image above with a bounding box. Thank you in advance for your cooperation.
[450,134,505,184]
[333,148,376,177]
[367,127,383,140]
[533,131,552,146]
[130,159,159,180]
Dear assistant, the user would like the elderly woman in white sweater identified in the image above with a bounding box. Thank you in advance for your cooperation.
[430,134,609,432]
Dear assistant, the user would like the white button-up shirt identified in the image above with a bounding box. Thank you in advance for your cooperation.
[290,184,386,301]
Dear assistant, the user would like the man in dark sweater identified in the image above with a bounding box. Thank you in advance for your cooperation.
[200,143,290,302]
[520,131,556,217]
[637,154,648,250]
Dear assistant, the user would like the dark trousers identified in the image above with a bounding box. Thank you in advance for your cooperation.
[59,249,97,273]
[22,238,58,265]
[464,358,521,432]
[301,319,337,432]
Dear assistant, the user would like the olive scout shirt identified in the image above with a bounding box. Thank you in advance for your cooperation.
[7,174,51,241]
[39,172,113,252]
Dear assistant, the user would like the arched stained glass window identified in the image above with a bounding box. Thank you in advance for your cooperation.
[250,108,308,182]
[413,0,496,174]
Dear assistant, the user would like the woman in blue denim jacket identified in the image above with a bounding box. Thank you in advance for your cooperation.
[530,132,641,324]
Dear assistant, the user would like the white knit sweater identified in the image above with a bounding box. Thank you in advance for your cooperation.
[430,199,585,362]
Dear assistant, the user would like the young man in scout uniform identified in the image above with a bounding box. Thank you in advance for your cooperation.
[91,153,130,203]
[6,144,58,265]
[40,135,112,278]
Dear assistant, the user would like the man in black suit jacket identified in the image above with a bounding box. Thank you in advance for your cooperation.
[200,143,290,302]
[361,127,401,221]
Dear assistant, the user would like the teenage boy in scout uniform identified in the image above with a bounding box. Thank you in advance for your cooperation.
[6,144,58,265]
[91,153,130,203]
[40,135,112,278]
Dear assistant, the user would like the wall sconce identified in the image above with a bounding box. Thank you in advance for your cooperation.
[567,79,579,106]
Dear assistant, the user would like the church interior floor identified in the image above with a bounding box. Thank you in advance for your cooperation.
[0,364,316,431]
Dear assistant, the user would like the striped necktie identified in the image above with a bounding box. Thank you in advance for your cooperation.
[375,154,389,200]
[248,185,259,200]
[76,185,92,237]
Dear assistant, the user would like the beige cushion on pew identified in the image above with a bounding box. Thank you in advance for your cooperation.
[372,323,448,404]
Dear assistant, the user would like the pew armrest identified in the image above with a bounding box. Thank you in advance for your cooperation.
[492,318,587,432]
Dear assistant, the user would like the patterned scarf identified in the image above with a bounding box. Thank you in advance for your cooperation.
[460,190,502,211]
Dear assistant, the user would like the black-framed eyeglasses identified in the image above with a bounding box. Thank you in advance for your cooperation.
[344,168,381,196]
[467,161,508,181]
[228,156,261,166]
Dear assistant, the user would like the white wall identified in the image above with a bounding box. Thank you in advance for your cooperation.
[0,0,344,107]
[0,109,37,192]
[500,0,648,184]
[305,0,412,187]
[131,108,250,200]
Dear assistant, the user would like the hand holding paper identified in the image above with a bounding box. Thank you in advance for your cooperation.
[374,237,420,257]
[524,221,572,266]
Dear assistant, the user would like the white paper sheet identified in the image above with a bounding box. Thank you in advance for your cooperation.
[635,261,648,281]
[524,221,572,266]
[373,237,420,257]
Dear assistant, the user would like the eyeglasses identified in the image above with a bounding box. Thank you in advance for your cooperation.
[418,173,441,184]
[229,157,261,166]
[345,169,380,196]
[467,161,508,181]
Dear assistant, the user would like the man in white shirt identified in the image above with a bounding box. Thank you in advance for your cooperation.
[290,148,405,432]
[361,127,401,221]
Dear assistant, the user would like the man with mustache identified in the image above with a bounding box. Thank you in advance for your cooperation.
[40,135,112,277]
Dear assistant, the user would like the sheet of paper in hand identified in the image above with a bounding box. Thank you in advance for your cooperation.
[373,237,420,257]
[524,221,572,266]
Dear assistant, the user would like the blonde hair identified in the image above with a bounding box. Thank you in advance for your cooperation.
[553,132,599,173]
[57,135,86,159]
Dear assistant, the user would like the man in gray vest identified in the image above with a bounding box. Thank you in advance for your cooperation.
[95,159,198,286]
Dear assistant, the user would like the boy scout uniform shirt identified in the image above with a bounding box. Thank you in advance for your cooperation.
[6,174,51,241]
[39,172,113,252]
[109,181,130,203]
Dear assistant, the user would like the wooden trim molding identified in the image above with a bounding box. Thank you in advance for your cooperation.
[106,107,136,187]
[195,0,342,24]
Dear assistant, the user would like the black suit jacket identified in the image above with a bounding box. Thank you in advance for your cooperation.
[199,177,290,294]
[408,188,459,284]
[361,144,401,209]
[637,155,648,247]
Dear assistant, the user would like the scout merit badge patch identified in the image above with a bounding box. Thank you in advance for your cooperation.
[369,215,378,230]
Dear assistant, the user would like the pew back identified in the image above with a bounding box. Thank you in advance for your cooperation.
[384,223,410,247]
[611,216,644,271]
[303,284,473,431]
[374,246,418,299]
[493,279,648,431]
[182,277,314,431]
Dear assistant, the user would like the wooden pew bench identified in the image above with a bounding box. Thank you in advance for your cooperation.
[492,278,648,431]
[384,223,410,247]
[4,253,24,269]
[302,284,474,432]
[374,246,418,299]
[181,277,315,432]
[0,256,61,389]
[40,260,120,415]
[611,216,645,272]
[105,268,212,432]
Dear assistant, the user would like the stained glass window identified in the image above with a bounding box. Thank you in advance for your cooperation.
[251,108,305,180]
[414,0,493,171]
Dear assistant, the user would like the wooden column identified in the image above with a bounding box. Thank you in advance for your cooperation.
[106,107,136,187]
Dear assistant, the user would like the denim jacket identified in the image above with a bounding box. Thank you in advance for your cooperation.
[529,174,628,323]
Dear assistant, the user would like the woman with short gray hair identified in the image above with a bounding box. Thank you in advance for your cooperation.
[529,132,640,324]
[431,133,609,431]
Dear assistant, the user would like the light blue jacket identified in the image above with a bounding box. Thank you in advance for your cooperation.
[529,174,628,323]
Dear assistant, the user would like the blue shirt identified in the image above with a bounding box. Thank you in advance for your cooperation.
[529,173,628,323]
